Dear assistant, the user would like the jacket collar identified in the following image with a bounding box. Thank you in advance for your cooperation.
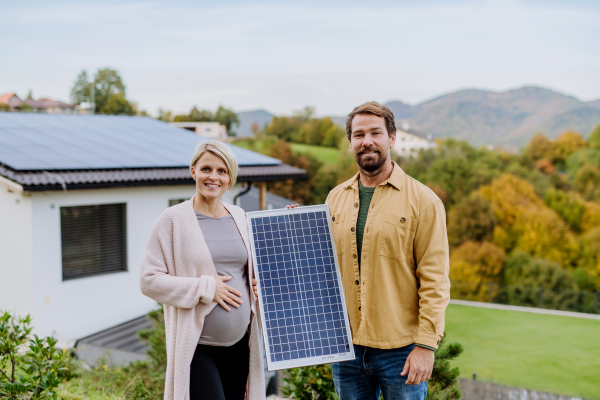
[344,161,405,191]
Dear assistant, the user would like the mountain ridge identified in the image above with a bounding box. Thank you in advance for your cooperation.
[235,86,600,146]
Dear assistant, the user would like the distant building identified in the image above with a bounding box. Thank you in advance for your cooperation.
[0,93,91,114]
[392,122,433,158]
[0,113,305,347]
[170,121,227,140]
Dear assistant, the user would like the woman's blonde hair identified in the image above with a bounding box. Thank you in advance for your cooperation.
[190,141,238,190]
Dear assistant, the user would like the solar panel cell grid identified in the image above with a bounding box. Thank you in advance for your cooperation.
[248,206,355,370]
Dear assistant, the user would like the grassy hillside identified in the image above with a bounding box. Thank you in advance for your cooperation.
[232,140,341,167]
[445,304,600,399]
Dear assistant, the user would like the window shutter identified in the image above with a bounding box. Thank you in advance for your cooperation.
[60,203,127,280]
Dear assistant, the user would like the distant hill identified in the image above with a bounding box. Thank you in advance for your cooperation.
[384,86,600,147]
[235,109,274,137]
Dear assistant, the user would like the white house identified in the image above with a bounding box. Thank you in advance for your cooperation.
[170,121,228,140]
[0,113,306,347]
[392,122,433,158]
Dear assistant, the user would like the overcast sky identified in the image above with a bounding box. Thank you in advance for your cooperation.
[1,0,599,116]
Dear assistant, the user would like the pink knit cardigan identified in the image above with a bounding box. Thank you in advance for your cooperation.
[140,198,265,400]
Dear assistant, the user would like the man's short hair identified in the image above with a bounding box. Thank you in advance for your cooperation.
[345,101,396,140]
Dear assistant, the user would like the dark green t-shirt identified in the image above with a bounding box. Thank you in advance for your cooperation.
[357,178,376,270]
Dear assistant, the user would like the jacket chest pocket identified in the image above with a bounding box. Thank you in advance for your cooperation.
[379,213,417,261]
[330,213,346,255]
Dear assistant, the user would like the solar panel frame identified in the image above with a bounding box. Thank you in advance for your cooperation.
[247,205,355,371]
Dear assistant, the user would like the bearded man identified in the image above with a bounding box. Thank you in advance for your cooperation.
[325,101,450,400]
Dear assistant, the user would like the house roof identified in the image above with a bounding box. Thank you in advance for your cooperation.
[0,113,307,191]
[23,98,76,109]
[0,93,17,104]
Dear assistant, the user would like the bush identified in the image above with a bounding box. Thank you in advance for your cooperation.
[0,311,71,399]
[281,336,463,400]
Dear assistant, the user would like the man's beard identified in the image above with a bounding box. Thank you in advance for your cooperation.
[355,146,387,172]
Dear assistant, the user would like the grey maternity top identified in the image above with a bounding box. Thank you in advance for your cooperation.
[196,212,251,347]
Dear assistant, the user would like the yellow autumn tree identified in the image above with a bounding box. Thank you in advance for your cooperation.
[479,174,578,267]
[450,241,506,301]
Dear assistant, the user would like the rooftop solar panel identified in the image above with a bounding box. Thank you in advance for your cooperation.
[247,205,355,371]
[0,114,280,171]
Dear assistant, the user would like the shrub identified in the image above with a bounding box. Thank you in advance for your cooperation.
[0,311,70,399]
[281,336,463,400]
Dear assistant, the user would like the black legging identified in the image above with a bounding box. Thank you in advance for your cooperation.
[189,333,250,400]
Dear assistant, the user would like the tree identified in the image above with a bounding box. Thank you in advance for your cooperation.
[215,106,239,136]
[93,68,127,113]
[588,123,600,150]
[574,163,600,201]
[70,70,92,105]
[565,148,600,177]
[502,251,579,311]
[100,92,134,115]
[447,194,496,248]
[70,68,134,114]
[544,189,586,232]
[550,131,587,166]
[449,241,506,301]
[426,335,463,400]
[576,227,600,292]
[526,133,553,161]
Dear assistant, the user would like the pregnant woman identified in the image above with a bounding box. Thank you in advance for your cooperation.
[140,141,264,400]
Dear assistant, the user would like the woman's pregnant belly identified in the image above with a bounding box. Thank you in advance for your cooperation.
[199,273,252,346]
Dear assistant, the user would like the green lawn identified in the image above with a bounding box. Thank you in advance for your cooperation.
[445,304,600,399]
[289,143,341,166]
[232,140,341,167]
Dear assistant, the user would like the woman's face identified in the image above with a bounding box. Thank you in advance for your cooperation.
[190,152,231,201]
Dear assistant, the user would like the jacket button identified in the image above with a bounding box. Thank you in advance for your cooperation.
[353,254,357,259]
[400,217,406,223]
[332,216,335,222]
[355,280,359,285]
[351,227,355,232]
[358,306,361,311]
[354,203,358,208]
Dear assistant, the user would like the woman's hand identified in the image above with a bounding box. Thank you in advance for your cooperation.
[214,275,243,311]
[252,279,258,301]
[285,204,300,209]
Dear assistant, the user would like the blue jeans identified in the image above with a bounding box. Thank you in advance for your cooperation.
[332,344,427,400]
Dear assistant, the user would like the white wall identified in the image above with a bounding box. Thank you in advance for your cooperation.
[393,131,431,157]
[0,182,35,319]
[29,183,239,342]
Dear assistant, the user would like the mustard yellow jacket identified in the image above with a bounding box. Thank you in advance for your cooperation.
[326,162,450,349]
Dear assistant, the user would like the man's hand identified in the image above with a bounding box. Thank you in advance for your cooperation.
[401,346,434,385]
[252,278,258,301]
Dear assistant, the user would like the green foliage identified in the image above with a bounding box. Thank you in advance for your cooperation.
[426,336,463,400]
[70,68,136,115]
[587,123,600,150]
[574,163,600,201]
[261,107,344,148]
[447,194,496,247]
[565,148,600,177]
[501,251,579,310]
[281,364,337,400]
[215,106,240,136]
[544,189,586,232]
[172,106,239,135]
[0,311,70,399]
[281,336,463,400]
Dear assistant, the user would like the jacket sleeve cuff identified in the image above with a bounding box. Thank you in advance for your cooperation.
[416,344,436,352]
[416,331,441,349]
[198,275,216,305]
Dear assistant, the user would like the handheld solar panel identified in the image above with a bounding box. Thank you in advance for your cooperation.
[247,205,355,371]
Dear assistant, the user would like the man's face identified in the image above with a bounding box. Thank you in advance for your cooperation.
[349,114,396,172]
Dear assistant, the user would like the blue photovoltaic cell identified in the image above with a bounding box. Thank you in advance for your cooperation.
[0,113,281,171]
[250,208,353,369]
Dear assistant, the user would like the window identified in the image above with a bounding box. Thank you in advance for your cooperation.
[60,203,127,281]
